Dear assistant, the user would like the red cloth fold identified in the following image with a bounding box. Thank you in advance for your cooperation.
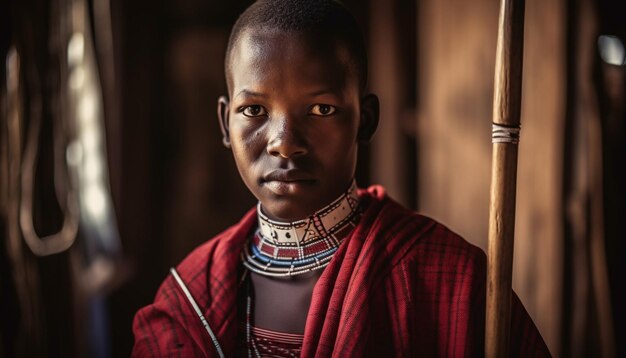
[132,186,550,357]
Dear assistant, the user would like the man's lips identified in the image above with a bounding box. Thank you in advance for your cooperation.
[262,169,315,183]
[261,170,315,195]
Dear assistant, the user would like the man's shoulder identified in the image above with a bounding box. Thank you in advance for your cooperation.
[376,204,487,293]
[147,208,256,311]
[411,212,484,256]
[404,213,486,272]
[363,187,485,274]
[384,209,485,268]
[175,208,256,275]
[176,224,239,269]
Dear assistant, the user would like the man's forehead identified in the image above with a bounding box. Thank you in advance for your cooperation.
[227,28,356,92]
[233,28,339,61]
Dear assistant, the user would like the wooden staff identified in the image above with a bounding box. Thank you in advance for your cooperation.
[486,0,526,356]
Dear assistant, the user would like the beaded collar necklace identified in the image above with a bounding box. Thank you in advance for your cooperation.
[242,180,360,277]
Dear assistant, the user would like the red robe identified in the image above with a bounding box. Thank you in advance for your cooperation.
[132,186,550,357]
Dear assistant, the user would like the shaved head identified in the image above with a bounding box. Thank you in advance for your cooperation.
[224,0,368,94]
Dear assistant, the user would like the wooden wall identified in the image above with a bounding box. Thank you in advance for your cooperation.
[414,0,564,354]
[367,0,622,356]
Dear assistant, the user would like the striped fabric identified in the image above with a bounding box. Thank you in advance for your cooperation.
[244,326,304,357]
[132,186,551,357]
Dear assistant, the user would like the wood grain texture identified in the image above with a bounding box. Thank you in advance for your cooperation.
[486,0,526,356]
[492,0,525,127]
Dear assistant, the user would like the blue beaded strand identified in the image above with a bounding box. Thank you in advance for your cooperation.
[250,243,338,267]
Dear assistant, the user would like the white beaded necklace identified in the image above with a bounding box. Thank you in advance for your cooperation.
[242,180,360,277]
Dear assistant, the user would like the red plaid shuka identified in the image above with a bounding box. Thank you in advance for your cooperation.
[132,186,550,357]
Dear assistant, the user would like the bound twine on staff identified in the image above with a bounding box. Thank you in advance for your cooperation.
[492,123,521,144]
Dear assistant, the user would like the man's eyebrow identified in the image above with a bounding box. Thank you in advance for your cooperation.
[235,89,267,99]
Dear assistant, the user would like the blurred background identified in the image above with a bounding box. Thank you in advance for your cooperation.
[1,0,624,356]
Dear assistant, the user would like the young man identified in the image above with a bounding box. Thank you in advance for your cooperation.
[132,0,550,356]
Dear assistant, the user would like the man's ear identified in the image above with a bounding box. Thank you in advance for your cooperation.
[357,93,379,143]
[217,96,231,148]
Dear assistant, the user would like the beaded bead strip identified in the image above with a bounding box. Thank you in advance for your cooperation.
[251,243,338,267]
[256,181,359,245]
[242,243,336,277]
[252,219,356,261]
[243,181,361,277]
[245,282,261,358]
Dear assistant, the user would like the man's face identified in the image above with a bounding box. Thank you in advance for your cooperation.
[219,29,377,221]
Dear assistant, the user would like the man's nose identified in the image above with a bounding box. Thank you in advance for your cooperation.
[266,116,308,159]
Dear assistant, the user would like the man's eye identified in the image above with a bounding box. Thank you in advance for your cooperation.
[242,105,267,117]
[309,104,336,116]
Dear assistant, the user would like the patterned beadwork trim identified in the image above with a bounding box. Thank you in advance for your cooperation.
[243,180,360,277]
[242,243,336,277]
[256,181,359,244]
[251,220,356,261]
